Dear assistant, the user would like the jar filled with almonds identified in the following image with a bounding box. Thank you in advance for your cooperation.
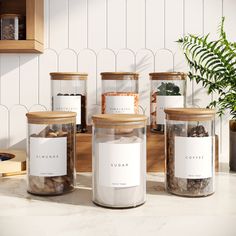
[26,111,76,196]
[101,72,139,114]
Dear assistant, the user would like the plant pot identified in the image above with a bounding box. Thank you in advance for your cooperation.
[229,120,236,171]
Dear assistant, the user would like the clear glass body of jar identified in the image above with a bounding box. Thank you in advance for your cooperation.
[150,72,186,133]
[92,114,147,208]
[0,14,25,40]
[165,108,215,197]
[26,111,76,196]
[51,72,87,133]
[101,72,139,114]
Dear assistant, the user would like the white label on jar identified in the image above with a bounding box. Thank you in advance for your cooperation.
[105,96,135,114]
[156,95,184,124]
[53,96,81,124]
[98,143,141,187]
[174,136,213,179]
[30,137,67,177]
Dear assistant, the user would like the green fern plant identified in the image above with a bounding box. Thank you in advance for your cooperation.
[177,17,236,119]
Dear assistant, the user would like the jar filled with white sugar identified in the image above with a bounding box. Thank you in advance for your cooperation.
[92,114,147,208]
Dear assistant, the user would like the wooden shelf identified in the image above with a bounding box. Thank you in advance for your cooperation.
[76,126,219,172]
[0,0,44,53]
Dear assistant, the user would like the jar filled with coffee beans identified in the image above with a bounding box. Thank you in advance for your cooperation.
[164,108,215,197]
[0,14,26,40]
[26,111,76,196]
[150,72,186,133]
[51,72,87,133]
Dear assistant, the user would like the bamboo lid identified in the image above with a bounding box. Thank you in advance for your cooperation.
[101,72,139,80]
[164,108,215,121]
[0,14,23,18]
[26,111,76,124]
[92,114,147,128]
[50,72,88,80]
[149,72,187,80]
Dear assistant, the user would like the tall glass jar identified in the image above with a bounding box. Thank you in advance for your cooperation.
[0,14,25,40]
[26,111,76,196]
[165,108,215,197]
[101,72,139,114]
[50,72,87,133]
[92,114,147,208]
[150,72,186,133]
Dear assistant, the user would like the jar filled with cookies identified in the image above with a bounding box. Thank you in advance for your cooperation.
[101,72,139,114]
[51,72,87,133]
[26,111,76,196]
[165,108,215,197]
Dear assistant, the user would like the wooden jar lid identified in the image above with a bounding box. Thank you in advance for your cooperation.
[164,108,215,121]
[26,111,77,124]
[0,14,23,18]
[149,72,187,80]
[50,72,88,80]
[92,114,147,128]
[101,72,139,80]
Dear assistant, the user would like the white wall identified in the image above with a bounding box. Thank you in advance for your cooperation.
[0,0,235,162]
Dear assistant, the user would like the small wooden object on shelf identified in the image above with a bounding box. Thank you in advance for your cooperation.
[0,0,44,53]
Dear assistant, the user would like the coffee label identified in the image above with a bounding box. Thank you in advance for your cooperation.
[105,95,135,114]
[174,136,213,179]
[156,95,184,124]
[98,143,141,187]
[53,96,81,124]
[30,137,67,177]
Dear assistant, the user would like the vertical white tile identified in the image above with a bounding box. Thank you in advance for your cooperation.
[69,0,88,52]
[88,0,106,52]
[127,0,145,51]
[9,105,28,149]
[155,49,174,72]
[224,0,236,41]
[19,55,39,109]
[204,0,222,40]
[146,0,165,51]
[78,49,97,123]
[39,49,58,110]
[185,0,203,35]
[0,55,20,109]
[136,49,154,120]
[97,49,116,104]
[0,105,9,148]
[44,0,50,48]
[183,0,204,108]
[107,0,126,51]
[59,49,77,72]
[49,0,68,52]
[165,0,184,52]
[116,49,135,72]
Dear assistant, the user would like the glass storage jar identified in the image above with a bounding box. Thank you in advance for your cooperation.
[26,111,76,196]
[0,14,25,40]
[101,72,139,114]
[150,72,186,133]
[51,72,87,133]
[165,108,215,197]
[92,114,147,208]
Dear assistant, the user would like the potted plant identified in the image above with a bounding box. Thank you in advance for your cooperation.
[177,17,236,171]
